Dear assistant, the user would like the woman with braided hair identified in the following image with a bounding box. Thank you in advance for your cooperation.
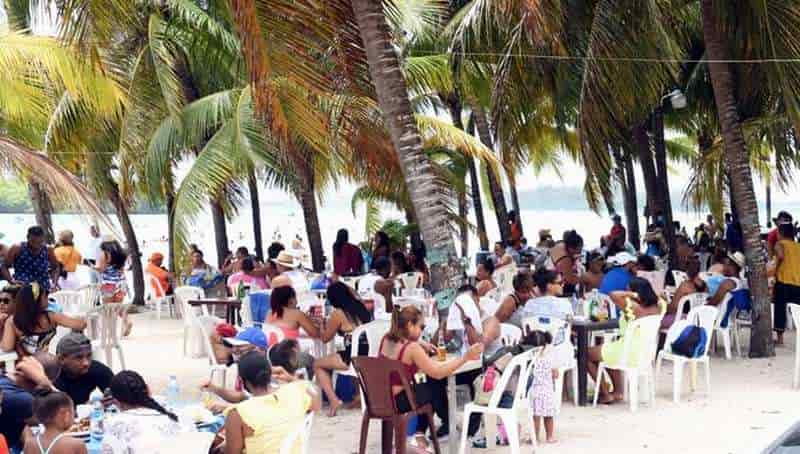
[104,370,196,453]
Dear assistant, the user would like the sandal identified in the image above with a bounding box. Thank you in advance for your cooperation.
[408,434,433,454]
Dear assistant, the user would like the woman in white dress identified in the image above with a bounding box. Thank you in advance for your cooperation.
[104,371,196,453]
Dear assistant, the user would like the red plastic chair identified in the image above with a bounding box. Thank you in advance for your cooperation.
[352,356,441,454]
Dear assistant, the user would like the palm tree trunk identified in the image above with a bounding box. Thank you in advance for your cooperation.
[653,109,676,266]
[766,182,772,228]
[701,0,773,358]
[297,186,324,272]
[613,147,640,250]
[210,199,229,269]
[352,0,462,296]
[247,169,264,261]
[447,97,489,251]
[472,104,511,243]
[405,208,423,253]
[108,183,144,305]
[509,181,523,235]
[633,124,660,224]
[458,190,469,258]
[166,191,176,273]
[295,156,324,272]
[28,181,55,244]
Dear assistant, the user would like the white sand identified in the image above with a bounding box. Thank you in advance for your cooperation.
[121,312,800,454]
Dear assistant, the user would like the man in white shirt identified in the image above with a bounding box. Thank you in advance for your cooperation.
[84,225,103,265]
[271,251,309,292]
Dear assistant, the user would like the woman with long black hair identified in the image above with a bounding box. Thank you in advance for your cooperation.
[1,283,85,356]
[105,370,194,453]
[313,282,373,416]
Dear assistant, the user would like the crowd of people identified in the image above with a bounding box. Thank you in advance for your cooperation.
[1,207,798,453]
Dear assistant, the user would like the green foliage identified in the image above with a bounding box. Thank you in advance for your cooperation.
[378,219,418,250]
[0,177,31,212]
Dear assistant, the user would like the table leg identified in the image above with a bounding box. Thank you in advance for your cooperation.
[577,326,589,406]
[448,375,457,454]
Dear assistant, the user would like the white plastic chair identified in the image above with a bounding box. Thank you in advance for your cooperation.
[280,413,314,454]
[370,293,391,321]
[521,316,578,412]
[712,293,739,359]
[332,319,390,412]
[196,315,228,388]
[145,272,175,320]
[592,315,662,411]
[89,303,131,371]
[492,266,517,295]
[0,351,18,373]
[51,290,86,315]
[499,323,522,347]
[672,270,688,288]
[77,284,100,309]
[789,304,800,388]
[656,305,718,403]
[458,349,536,454]
[660,292,709,336]
[341,276,361,290]
[174,286,207,357]
[398,272,423,291]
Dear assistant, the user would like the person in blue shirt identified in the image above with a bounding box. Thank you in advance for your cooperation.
[599,252,639,296]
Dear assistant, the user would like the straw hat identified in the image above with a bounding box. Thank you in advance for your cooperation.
[271,251,301,269]
[728,251,746,270]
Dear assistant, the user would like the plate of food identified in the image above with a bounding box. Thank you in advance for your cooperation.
[68,417,91,439]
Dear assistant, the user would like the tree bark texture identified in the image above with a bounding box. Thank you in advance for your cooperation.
[109,183,144,305]
[613,147,641,251]
[166,192,176,273]
[701,0,773,357]
[28,181,55,244]
[247,169,264,261]
[472,104,511,244]
[297,158,324,272]
[509,181,523,236]
[458,189,469,258]
[653,110,677,267]
[633,124,659,223]
[210,199,230,269]
[352,0,462,302]
[447,97,489,252]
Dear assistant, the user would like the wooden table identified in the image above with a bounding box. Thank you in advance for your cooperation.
[188,298,242,325]
[573,318,620,406]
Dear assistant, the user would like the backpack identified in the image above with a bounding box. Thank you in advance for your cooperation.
[670,321,708,358]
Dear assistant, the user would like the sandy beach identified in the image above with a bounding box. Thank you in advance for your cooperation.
[120,310,800,454]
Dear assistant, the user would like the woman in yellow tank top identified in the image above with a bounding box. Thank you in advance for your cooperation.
[224,351,321,454]
[774,223,800,345]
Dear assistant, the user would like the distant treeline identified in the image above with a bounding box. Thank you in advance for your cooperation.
[0,180,165,214]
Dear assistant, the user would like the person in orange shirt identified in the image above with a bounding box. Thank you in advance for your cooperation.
[145,252,173,297]
[54,230,82,290]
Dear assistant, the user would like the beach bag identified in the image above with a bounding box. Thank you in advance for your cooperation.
[670,322,707,358]
[721,288,752,328]
[473,366,499,405]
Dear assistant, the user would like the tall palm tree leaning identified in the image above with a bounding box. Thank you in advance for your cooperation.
[351,0,463,300]
[700,0,772,357]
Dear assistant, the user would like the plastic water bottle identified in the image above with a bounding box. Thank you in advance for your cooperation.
[166,375,180,409]
[88,390,104,451]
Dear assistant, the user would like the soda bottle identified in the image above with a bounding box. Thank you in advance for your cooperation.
[88,390,104,451]
[166,375,180,409]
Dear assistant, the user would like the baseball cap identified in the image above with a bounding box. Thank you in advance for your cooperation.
[609,252,637,266]
[236,327,268,349]
[56,333,92,356]
[774,211,793,225]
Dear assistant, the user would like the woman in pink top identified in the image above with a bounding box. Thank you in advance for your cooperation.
[227,258,270,291]
[266,286,319,341]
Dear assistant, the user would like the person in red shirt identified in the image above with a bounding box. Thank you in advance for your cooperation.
[768,211,793,257]
[609,214,626,243]
[332,229,364,276]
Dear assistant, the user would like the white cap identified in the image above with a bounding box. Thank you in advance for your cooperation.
[609,252,637,266]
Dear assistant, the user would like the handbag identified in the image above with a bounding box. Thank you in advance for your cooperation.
[472,351,514,405]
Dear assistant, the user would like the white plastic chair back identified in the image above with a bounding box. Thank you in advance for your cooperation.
[90,303,130,370]
[713,293,733,330]
[788,304,800,387]
[279,413,314,454]
[196,315,223,365]
[144,272,168,300]
[174,286,206,326]
[493,267,517,295]
[687,305,718,357]
[637,270,666,296]
[51,290,85,315]
[239,295,254,328]
[499,323,522,347]
[342,276,360,290]
[480,296,501,320]
[483,287,501,302]
[617,315,662,370]
[399,272,423,291]
[370,293,391,321]
[262,323,285,345]
[349,319,390,358]
[487,349,535,408]
[676,292,710,317]
[672,270,688,288]
[78,285,100,308]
